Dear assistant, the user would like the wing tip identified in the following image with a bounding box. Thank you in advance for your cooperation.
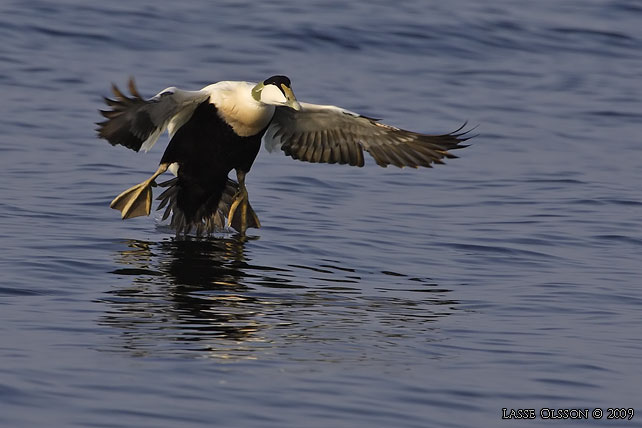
[450,121,479,144]
[97,77,153,152]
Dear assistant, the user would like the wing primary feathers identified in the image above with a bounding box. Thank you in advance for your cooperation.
[386,146,411,168]
[302,133,316,161]
[102,96,122,107]
[355,143,365,167]
[99,109,119,119]
[365,145,390,167]
[110,82,129,101]
[97,78,208,153]
[266,103,473,168]
[127,77,143,99]
[338,139,350,165]
[98,80,155,151]
[311,132,323,163]
[392,146,420,168]
[347,141,362,166]
[320,131,331,163]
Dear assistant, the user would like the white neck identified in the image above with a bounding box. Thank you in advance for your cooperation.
[204,81,275,137]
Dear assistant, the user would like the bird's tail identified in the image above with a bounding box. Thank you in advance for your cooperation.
[156,177,257,236]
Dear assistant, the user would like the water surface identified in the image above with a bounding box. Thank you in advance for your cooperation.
[1,0,641,427]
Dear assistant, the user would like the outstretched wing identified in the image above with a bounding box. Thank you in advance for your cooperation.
[97,78,210,152]
[264,102,471,168]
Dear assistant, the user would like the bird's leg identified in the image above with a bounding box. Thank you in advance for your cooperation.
[110,163,169,219]
[227,170,261,234]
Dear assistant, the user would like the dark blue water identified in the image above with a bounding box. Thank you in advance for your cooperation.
[2,0,641,426]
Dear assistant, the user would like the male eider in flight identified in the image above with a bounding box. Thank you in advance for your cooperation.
[97,76,470,235]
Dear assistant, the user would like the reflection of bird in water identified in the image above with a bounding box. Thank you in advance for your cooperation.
[103,239,459,360]
[163,238,248,288]
[104,238,278,355]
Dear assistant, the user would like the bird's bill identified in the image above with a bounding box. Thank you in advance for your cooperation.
[281,84,302,111]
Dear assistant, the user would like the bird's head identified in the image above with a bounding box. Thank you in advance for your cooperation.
[252,75,301,111]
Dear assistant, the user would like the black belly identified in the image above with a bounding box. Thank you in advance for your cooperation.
[159,101,267,226]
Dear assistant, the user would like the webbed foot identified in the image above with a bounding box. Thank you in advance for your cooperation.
[110,163,169,219]
[227,187,261,234]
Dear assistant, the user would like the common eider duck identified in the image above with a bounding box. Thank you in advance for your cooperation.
[97,76,470,235]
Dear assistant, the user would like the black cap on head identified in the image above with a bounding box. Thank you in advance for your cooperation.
[263,75,291,88]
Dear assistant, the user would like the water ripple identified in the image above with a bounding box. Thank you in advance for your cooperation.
[2,0,642,426]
